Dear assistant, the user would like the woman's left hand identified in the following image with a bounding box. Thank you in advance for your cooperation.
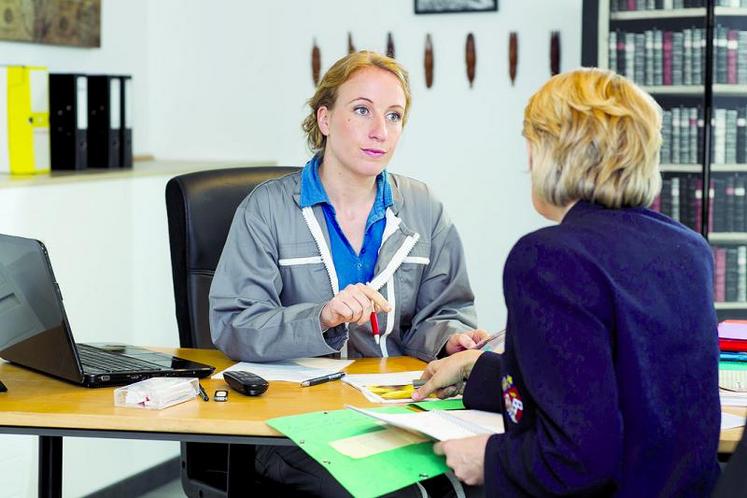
[444,329,491,355]
[434,434,490,486]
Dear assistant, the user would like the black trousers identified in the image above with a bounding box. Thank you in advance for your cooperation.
[255,445,483,498]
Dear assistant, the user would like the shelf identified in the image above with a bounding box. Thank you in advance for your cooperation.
[641,85,704,95]
[712,164,747,172]
[715,302,747,310]
[610,8,706,20]
[713,84,747,95]
[660,164,702,173]
[709,233,747,243]
[714,6,747,16]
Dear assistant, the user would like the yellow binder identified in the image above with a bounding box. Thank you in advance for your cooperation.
[6,66,50,175]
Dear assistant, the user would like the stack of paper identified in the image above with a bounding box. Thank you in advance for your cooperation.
[212,357,353,383]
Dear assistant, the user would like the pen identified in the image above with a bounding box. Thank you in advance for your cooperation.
[300,371,345,387]
[198,383,209,401]
[474,328,506,350]
[370,312,380,344]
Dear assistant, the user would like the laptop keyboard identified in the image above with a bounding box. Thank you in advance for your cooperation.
[77,344,166,373]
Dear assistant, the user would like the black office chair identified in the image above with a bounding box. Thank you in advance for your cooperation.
[165,166,300,498]
[712,428,747,498]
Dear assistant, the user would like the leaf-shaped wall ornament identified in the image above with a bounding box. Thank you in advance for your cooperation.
[550,31,561,76]
[466,33,476,88]
[424,34,434,89]
[387,32,395,59]
[509,32,518,85]
[348,32,355,54]
[311,38,321,86]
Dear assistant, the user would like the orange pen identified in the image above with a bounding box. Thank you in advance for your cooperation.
[370,312,380,344]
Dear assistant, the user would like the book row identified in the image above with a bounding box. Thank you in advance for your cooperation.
[610,0,708,11]
[652,174,747,232]
[713,245,747,302]
[0,66,132,175]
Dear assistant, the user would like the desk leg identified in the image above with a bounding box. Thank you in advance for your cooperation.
[227,443,255,496]
[39,436,62,498]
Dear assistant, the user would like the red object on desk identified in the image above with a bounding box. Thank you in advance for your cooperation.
[370,312,380,344]
[720,338,747,352]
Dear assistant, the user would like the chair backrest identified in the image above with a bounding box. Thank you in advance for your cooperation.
[165,166,300,349]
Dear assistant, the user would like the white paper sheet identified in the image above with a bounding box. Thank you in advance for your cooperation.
[721,389,747,407]
[342,371,425,403]
[347,406,504,441]
[212,357,353,383]
[721,411,747,431]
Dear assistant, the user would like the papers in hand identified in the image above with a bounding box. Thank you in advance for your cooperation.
[212,357,353,383]
[347,406,504,441]
[342,371,452,404]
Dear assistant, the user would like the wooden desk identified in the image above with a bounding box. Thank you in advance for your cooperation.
[0,349,424,498]
[0,349,744,497]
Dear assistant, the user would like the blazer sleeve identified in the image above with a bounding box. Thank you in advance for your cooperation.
[400,194,478,361]
[463,352,505,413]
[482,235,623,497]
[209,189,345,362]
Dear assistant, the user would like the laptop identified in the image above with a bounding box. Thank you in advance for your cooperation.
[0,233,214,387]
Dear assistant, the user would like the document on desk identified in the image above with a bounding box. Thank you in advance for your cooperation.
[342,371,459,404]
[212,357,353,383]
[721,412,747,430]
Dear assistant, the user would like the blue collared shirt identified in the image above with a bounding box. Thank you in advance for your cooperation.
[299,156,392,290]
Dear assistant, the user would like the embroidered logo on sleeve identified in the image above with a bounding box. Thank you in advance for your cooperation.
[501,374,524,424]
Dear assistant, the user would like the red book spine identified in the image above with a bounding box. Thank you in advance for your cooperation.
[720,338,747,352]
[663,32,673,86]
[728,30,738,85]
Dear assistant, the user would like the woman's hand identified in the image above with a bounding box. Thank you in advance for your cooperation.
[444,329,492,355]
[434,435,490,485]
[411,349,483,400]
[320,284,391,329]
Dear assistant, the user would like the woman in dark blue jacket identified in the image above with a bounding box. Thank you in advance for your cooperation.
[413,68,721,497]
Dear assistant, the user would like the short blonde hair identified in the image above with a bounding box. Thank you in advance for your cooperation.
[302,50,412,157]
[522,68,662,209]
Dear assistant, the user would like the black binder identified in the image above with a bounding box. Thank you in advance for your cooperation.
[87,75,121,168]
[49,74,88,171]
[119,75,133,169]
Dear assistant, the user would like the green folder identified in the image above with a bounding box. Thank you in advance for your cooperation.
[267,406,448,498]
[720,361,747,371]
[409,399,465,411]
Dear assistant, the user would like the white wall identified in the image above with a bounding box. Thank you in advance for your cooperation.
[147,0,583,329]
[0,0,583,496]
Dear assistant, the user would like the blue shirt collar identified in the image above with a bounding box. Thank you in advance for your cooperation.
[299,155,393,215]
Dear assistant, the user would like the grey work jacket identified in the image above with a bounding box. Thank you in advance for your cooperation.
[209,170,477,362]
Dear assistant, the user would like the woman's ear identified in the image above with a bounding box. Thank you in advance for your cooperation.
[317,106,331,136]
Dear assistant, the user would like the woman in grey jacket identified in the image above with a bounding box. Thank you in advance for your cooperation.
[209,51,484,496]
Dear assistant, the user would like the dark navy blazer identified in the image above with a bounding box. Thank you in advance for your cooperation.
[464,201,720,497]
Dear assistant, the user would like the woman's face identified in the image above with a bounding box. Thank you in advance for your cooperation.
[317,67,406,178]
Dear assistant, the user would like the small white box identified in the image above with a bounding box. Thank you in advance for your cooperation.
[114,377,199,410]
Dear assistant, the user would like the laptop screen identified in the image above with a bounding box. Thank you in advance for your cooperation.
[0,234,84,383]
[0,235,64,351]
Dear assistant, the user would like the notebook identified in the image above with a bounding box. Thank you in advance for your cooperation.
[0,233,214,387]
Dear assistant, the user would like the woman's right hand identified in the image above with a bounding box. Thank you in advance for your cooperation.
[320,283,391,329]
[411,349,483,400]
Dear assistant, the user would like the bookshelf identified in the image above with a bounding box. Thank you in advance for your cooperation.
[583,0,747,318]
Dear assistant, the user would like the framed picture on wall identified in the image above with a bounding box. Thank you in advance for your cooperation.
[414,0,498,14]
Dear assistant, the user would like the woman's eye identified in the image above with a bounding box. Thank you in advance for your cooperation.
[386,112,402,123]
[354,106,369,116]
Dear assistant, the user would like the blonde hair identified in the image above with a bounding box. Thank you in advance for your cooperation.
[522,68,662,209]
[302,50,412,157]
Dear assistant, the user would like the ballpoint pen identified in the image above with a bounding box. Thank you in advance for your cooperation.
[300,371,345,388]
[198,383,209,401]
[371,312,380,344]
[474,328,506,350]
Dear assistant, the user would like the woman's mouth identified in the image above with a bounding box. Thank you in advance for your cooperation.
[362,148,386,158]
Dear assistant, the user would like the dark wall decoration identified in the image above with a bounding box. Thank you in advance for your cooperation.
[415,0,498,14]
[424,34,434,89]
[509,32,518,85]
[0,0,100,47]
[550,31,561,76]
[311,39,321,86]
[466,33,476,88]
[347,32,355,54]
[386,32,395,59]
